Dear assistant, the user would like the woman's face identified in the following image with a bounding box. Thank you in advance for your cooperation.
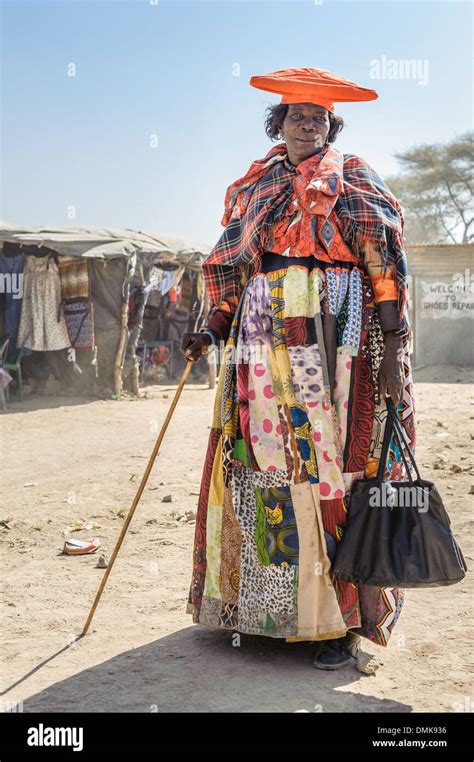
[280,103,330,165]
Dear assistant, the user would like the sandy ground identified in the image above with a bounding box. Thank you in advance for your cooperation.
[1,364,473,714]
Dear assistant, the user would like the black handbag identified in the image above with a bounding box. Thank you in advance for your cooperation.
[332,397,467,587]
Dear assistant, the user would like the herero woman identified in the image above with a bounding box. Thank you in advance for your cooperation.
[181,67,415,670]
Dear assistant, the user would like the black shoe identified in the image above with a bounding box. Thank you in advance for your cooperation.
[312,635,357,671]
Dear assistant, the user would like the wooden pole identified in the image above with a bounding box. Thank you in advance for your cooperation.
[114,300,129,399]
[80,359,194,638]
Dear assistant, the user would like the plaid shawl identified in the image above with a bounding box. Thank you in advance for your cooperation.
[203,143,409,325]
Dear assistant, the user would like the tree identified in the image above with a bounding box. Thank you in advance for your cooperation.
[385,132,473,245]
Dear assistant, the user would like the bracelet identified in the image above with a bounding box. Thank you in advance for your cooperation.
[200,329,218,347]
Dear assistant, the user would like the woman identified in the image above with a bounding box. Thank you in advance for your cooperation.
[181,68,416,670]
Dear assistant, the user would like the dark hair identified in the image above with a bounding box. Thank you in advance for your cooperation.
[264,103,344,144]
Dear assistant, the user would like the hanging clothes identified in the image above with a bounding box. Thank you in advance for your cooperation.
[62,301,95,351]
[17,255,70,351]
[58,256,90,301]
[0,250,26,354]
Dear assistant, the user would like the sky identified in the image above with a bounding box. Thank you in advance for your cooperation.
[1,0,472,246]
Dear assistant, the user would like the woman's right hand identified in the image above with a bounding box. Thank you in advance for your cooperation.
[180,332,212,362]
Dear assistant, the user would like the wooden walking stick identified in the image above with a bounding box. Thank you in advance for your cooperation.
[80,359,194,638]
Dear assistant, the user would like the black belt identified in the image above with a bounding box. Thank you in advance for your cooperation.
[260,251,358,275]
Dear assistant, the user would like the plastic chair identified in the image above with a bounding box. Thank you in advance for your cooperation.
[0,338,9,410]
[3,346,26,401]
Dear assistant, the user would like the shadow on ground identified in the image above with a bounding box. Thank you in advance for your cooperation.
[17,626,411,713]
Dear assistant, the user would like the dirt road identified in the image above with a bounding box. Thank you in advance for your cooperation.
[1,365,472,713]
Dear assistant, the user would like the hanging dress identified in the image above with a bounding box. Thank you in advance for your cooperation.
[17,255,70,352]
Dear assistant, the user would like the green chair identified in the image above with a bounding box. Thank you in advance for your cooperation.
[0,338,9,410]
[4,346,26,401]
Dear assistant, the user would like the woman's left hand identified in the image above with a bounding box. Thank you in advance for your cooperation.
[377,332,404,405]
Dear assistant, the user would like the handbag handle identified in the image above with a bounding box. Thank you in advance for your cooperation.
[386,397,422,482]
[376,397,421,484]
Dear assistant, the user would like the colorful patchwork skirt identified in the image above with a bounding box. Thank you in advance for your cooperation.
[186,253,416,646]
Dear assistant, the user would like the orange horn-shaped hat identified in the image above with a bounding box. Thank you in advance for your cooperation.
[249,67,379,113]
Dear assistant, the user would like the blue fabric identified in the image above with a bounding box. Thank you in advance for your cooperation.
[0,252,26,354]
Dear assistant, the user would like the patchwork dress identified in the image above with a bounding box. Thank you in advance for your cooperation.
[186,148,416,647]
